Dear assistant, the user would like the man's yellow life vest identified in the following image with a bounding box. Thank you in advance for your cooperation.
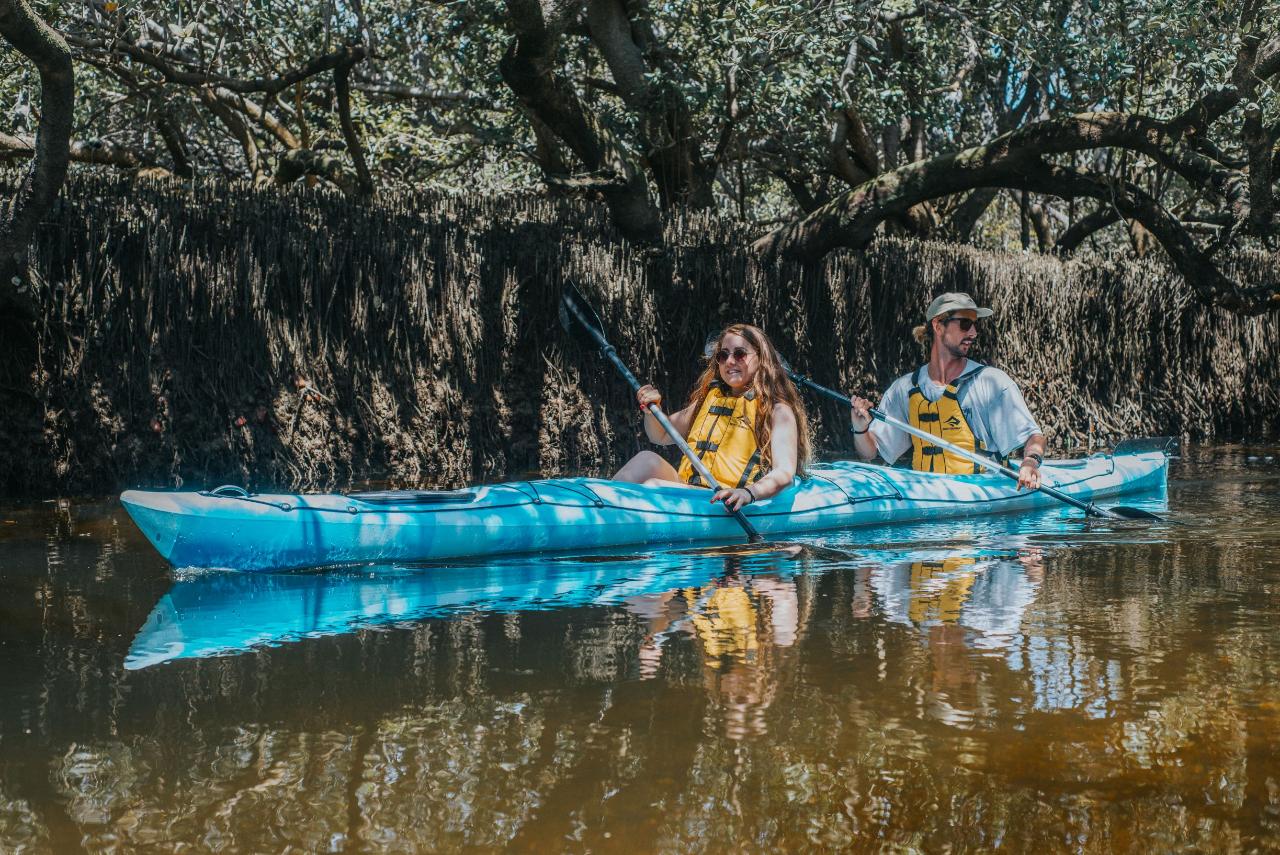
[907,558,980,624]
[677,383,766,488]
[908,365,993,473]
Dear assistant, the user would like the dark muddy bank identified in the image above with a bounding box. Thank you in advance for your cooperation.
[0,175,1275,496]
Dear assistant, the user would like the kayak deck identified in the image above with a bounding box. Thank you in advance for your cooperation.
[121,451,1168,572]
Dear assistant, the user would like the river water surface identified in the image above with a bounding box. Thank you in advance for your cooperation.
[2,444,1279,853]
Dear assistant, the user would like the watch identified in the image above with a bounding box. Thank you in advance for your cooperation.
[1025,452,1043,466]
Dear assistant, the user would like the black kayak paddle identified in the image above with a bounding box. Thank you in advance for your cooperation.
[784,364,1163,522]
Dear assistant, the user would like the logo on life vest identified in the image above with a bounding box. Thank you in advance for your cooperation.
[944,415,963,429]
[730,414,753,430]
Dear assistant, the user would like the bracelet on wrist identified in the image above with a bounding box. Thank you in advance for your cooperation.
[850,423,870,435]
[744,485,756,504]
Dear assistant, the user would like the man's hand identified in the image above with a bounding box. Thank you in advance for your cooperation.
[849,395,874,432]
[1016,457,1041,491]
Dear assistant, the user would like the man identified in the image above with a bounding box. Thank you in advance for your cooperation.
[848,292,1046,490]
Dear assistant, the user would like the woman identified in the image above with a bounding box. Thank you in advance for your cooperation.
[613,324,811,511]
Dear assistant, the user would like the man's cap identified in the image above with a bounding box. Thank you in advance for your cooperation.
[925,292,994,322]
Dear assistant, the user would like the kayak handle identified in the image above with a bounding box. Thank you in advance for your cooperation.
[203,485,252,499]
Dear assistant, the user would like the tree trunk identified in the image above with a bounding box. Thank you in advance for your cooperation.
[500,0,661,244]
[945,188,1000,241]
[0,0,74,319]
[584,0,713,209]
[335,61,375,198]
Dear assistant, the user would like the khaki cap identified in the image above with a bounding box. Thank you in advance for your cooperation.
[925,292,994,322]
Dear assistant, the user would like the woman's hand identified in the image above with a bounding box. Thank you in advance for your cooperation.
[849,395,874,433]
[711,486,756,512]
[636,384,662,412]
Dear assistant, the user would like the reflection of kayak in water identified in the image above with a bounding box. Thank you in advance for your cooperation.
[125,551,802,670]
[120,451,1168,573]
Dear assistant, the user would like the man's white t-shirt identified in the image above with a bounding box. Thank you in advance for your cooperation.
[870,359,1041,464]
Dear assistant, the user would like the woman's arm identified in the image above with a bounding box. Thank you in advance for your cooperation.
[712,403,798,510]
[636,384,697,444]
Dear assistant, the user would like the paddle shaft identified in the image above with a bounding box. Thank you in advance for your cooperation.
[561,296,764,542]
[786,372,1122,520]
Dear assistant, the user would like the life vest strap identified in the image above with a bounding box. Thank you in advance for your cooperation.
[735,450,762,488]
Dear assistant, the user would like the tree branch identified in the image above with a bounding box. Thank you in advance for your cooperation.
[274,149,356,194]
[0,132,169,175]
[351,77,493,109]
[198,88,266,182]
[1055,205,1121,254]
[68,32,368,97]
[757,111,1250,257]
[753,113,1278,313]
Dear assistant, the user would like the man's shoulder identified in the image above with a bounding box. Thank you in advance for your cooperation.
[893,364,928,386]
[885,370,920,396]
[968,363,1020,392]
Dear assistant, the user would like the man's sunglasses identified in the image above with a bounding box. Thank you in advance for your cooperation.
[715,347,756,363]
[941,316,980,332]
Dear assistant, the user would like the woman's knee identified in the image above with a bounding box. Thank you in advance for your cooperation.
[615,449,669,483]
[632,450,665,467]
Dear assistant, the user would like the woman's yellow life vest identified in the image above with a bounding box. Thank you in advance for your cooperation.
[908,365,993,473]
[685,585,759,665]
[677,382,766,489]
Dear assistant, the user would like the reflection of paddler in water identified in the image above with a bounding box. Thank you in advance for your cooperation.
[871,548,1045,652]
[625,558,811,739]
[906,557,981,625]
[873,548,1046,727]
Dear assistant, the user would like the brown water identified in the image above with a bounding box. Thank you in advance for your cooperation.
[1,444,1278,853]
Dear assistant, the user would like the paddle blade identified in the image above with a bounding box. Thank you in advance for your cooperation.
[1104,505,1164,521]
[559,280,607,337]
[672,541,854,560]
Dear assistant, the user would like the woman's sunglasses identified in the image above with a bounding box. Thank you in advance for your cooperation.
[941,316,980,332]
[715,347,756,364]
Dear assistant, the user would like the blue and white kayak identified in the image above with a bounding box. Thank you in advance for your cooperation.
[120,447,1169,573]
